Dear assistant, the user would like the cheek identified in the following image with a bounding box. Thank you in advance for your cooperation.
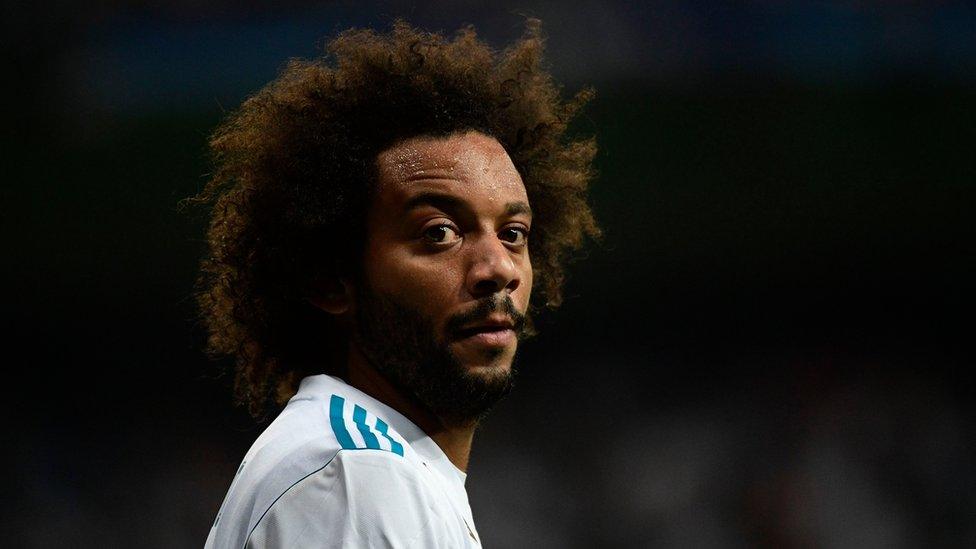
[366,246,463,310]
[518,256,532,298]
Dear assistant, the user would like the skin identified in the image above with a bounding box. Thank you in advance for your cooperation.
[313,130,533,472]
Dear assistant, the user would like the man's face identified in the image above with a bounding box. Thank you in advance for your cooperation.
[352,130,533,422]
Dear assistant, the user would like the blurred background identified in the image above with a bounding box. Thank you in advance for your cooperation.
[8,1,974,547]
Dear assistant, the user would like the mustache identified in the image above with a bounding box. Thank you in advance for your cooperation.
[444,295,527,339]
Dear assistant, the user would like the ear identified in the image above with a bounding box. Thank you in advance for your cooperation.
[308,276,353,316]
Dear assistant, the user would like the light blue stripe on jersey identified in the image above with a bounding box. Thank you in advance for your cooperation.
[328,394,404,456]
[375,417,404,456]
[352,404,381,450]
[329,395,356,450]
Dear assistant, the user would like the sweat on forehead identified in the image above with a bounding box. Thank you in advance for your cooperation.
[374,131,521,187]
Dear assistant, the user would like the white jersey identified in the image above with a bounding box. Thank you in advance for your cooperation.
[205,374,482,548]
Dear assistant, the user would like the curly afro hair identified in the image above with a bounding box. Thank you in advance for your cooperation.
[190,18,600,417]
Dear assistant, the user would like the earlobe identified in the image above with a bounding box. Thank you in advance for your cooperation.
[308,277,353,315]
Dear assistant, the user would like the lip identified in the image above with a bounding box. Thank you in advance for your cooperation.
[457,327,516,347]
[458,315,515,333]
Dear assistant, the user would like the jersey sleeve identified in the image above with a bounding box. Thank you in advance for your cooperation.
[244,449,456,548]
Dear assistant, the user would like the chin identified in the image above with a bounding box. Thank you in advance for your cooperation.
[454,342,516,370]
[468,359,512,376]
[467,356,518,387]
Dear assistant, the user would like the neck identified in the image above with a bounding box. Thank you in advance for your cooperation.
[344,344,477,472]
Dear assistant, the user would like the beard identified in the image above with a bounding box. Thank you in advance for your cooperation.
[352,285,527,425]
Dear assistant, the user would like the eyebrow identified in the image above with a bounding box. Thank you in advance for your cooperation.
[404,191,532,219]
[504,201,532,218]
[404,192,466,213]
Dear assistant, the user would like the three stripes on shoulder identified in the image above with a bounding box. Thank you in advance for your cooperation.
[329,394,405,456]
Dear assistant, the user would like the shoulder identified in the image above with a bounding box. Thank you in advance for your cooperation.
[206,376,417,549]
[247,449,451,548]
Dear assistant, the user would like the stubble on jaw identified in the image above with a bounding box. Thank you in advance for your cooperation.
[352,286,527,424]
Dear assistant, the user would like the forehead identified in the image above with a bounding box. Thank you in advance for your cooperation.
[374,131,528,205]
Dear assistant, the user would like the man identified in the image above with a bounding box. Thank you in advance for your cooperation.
[196,18,599,547]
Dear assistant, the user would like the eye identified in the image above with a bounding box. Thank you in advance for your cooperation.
[499,226,529,247]
[422,223,461,244]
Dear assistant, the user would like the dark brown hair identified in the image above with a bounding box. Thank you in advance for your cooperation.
[190,18,600,416]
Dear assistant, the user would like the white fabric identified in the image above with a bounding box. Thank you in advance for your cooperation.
[205,374,482,548]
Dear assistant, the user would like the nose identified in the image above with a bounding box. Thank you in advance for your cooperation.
[465,234,521,298]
